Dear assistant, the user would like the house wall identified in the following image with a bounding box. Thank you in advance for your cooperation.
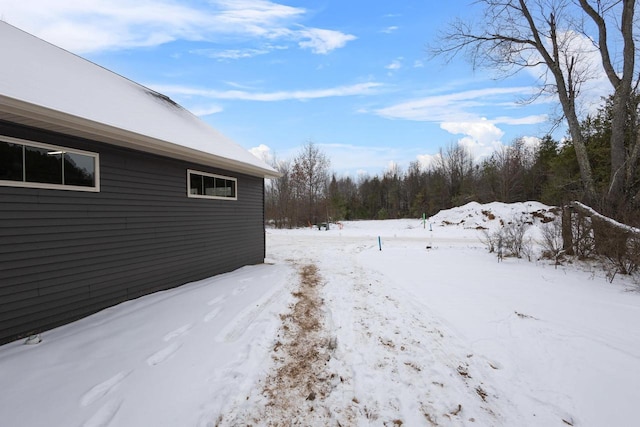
[0,121,266,344]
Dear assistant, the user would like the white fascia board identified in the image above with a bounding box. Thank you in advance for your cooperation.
[0,95,282,179]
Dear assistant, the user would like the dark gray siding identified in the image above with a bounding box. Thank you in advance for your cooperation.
[0,121,266,344]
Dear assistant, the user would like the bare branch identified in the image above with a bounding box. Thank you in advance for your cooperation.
[578,0,622,87]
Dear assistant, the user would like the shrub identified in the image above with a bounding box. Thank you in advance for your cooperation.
[479,215,531,259]
[502,216,530,258]
[540,219,564,268]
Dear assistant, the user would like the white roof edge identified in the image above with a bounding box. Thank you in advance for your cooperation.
[0,94,282,179]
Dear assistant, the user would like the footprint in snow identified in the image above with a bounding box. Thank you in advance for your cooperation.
[216,287,285,342]
[80,371,130,407]
[232,285,247,296]
[163,323,193,342]
[488,360,503,370]
[146,342,182,366]
[82,399,122,427]
[204,306,222,322]
[207,295,226,306]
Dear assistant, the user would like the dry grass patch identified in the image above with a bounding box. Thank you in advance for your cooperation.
[259,263,342,421]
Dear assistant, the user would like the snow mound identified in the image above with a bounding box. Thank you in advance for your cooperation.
[430,201,558,230]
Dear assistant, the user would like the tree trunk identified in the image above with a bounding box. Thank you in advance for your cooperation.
[565,106,597,204]
[627,129,640,194]
[562,205,574,256]
[581,0,636,210]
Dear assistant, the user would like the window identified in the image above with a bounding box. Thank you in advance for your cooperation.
[0,136,99,192]
[187,170,236,200]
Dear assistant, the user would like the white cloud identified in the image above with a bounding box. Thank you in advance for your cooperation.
[385,58,403,71]
[440,119,505,159]
[416,153,441,170]
[190,47,272,60]
[374,87,536,122]
[385,161,400,174]
[413,60,424,68]
[0,0,356,54]
[372,85,552,162]
[296,27,357,54]
[223,80,261,90]
[318,143,415,176]
[493,115,548,125]
[381,26,399,34]
[151,82,382,102]
[189,104,224,116]
[249,143,274,164]
[440,120,504,144]
[520,136,542,149]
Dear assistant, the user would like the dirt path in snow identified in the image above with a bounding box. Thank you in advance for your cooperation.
[215,234,506,426]
[215,262,355,426]
[258,263,349,423]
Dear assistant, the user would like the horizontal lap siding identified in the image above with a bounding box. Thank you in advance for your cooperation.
[0,121,265,344]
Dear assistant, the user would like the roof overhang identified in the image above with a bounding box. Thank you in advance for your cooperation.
[0,95,282,179]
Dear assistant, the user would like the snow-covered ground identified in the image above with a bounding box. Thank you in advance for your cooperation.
[1,202,639,426]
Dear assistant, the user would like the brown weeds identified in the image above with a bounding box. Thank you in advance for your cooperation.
[260,263,338,420]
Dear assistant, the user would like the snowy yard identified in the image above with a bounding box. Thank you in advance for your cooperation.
[1,202,639,426]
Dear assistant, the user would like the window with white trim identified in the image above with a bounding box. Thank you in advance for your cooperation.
[187,169,237,200]
[0,136,99,192]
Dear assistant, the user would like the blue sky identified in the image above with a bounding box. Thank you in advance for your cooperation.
[0,0,585,176]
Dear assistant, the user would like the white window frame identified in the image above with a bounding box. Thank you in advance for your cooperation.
[187,169,237,200]
[0,135,100,192]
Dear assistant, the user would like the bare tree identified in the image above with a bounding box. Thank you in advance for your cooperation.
[432,0,639,209]
[291,141,330,225]
[433,143,475,205]
[381,162,404,218]
[483,138,533,202]
[265,159,295,229]
[405,160,429,216]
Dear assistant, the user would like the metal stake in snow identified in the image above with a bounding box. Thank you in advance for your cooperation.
[378,236,382,251]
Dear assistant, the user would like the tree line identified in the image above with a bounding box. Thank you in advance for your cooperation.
[266,92,639,228]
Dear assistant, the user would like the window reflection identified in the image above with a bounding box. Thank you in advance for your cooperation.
[0,141,23,181]
[190,173,203,195]
[204,175,215,196]
[0,139,98,190]
[64,152,95,187]
[25,146,62,184]
[188,170,237,200]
